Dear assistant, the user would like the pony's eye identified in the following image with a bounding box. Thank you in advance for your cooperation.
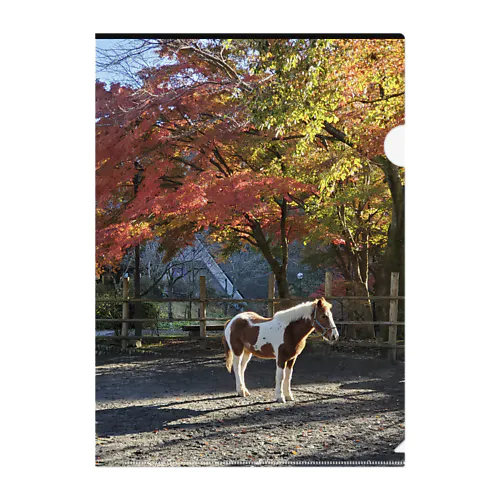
[322,314,327,319]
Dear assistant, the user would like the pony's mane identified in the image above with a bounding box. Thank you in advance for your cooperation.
[274,301,315,324]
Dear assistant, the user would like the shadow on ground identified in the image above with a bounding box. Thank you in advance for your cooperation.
[96,347,404,466]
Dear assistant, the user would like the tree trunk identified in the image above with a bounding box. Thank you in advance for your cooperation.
[249,217,290,299]
[354,242,375,339]
[275,266,290,299]
[167,287,173,320]
[276,199,290,300]
[134,244,143,338]
[373,156,405,340]
[132,162,144,339]
[350,280,375,339]
[332,236,375,338]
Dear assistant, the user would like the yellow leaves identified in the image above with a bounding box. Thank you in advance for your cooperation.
[128,221,150,236]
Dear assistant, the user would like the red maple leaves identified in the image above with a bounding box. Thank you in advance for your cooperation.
[95,39,404,275]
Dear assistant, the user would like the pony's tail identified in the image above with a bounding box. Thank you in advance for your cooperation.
[222,321,233,373]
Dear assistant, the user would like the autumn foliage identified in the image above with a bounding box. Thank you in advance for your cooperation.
[96,38,404,297]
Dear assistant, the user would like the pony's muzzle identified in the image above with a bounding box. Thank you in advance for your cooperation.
[326,329,339,343]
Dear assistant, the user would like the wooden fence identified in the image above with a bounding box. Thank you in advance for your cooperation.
[96,272,404,359]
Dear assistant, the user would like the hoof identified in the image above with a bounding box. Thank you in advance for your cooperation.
[275,395,286,403]
[285,394,294,401]
[243,388,250,397]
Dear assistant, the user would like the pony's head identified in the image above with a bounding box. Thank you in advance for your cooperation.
[313,297,339,343]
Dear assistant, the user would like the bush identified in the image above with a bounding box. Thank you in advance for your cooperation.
[95,292,122,332]
[130,301,160,332]
[96,293,160,333]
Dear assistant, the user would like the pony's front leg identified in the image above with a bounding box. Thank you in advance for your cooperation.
[284,357,296,401]
[275,362,286,403]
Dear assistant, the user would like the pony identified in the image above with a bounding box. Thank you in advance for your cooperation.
[222,297,339,403]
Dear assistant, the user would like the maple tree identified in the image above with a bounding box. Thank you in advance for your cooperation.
[96,39,316,297]
[96,38,405,303]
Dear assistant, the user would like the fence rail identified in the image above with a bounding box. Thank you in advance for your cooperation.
[97,318,405,326]
[96,296,405,303]
[96,272,404,357]
[95,335,405,350]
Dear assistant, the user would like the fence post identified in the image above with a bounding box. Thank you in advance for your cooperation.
[199,275,207,345]
[325,271,333,298]
[268,273,275,317]
[388,272,400,363]
[121,277,130,350]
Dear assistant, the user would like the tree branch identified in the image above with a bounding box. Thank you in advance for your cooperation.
[322,121,354,147]
[348,91,404,105]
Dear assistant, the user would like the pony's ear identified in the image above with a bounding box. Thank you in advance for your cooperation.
[318,297,331,309]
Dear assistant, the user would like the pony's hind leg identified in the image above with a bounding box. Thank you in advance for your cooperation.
[240,351,252,397]
[232,355,245,397]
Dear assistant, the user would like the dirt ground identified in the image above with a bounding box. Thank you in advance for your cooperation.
[96,340,404,466]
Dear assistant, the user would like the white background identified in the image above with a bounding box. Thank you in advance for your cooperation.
[1,2,499,499]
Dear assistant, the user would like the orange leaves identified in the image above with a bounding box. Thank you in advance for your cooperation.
[95,39,403,273]
[331,238,346,246]
[165,169,315,239]
[95,221,154,274]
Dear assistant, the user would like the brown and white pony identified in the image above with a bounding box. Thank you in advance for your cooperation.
[222,297,339,403]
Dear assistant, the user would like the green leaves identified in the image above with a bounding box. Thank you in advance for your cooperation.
[96,37,404,283]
